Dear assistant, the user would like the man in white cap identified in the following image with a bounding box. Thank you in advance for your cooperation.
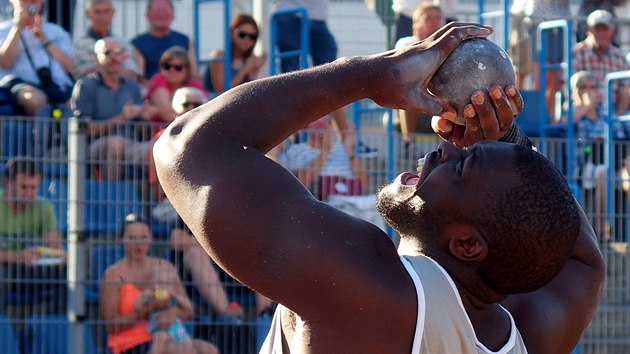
[575,0,625,43]
[573,9,630,115]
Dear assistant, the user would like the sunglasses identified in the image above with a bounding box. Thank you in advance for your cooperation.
[101,48,125,56]
[578,83,599,90]
[161,63,185,72]
[236,29,258,41]
[182,101,202,109]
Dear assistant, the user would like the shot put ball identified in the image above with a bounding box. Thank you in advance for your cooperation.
[428,38,515,125]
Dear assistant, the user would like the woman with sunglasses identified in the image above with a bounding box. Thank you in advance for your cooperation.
[145,45,206,124]
[204,13,267,94]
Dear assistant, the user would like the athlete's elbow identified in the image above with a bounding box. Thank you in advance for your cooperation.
[153,125,184,189]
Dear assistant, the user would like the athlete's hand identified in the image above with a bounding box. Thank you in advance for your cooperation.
[431,85,523,147]
[369,22,493,121]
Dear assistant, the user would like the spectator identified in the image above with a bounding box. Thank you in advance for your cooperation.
[71,37,158,181]
[171,86,206,115]
[204,13,266,95]
[508,0,570,120]
[391,0,420,47]
[576,0,626,44]
[0,157,65,312]
[169,222,244,320]
[573,9,630,115]
[72,0,140,81]
[394,3,444,148]
[100,213,218,354]
[273,0,335,73]
[131,0,200,82]
[390,0,456,47]
[0,0,74,116]
[273,115,369,200]
[571,70,626,240]
[145,46,206,124]
[272,0,377,159]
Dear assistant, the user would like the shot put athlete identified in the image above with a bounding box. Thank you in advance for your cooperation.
[154,23,604,354]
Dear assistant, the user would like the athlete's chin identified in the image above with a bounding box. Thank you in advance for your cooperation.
[375,186,423,236]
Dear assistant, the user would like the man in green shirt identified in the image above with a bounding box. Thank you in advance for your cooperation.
[0,157,64,310]
[0,158,61,257]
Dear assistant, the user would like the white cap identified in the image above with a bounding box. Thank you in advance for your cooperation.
[587,9,614,28]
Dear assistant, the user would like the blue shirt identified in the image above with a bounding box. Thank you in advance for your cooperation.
[0,20,74,89]
[71,73,144,140]
[130,31,190,79]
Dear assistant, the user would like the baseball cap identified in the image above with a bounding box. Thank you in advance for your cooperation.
[587,9,614,28]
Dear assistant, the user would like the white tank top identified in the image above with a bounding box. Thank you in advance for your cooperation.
[401,254,529,354]
[259,254,529,353]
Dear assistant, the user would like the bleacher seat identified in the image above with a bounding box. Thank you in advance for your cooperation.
[517,90,568,138]
[85,245,125,305]
[516,90,544,137]
[6,287,57,307]
[84,180,144,235]
[33,116,69,178]
[1,120,34,160]
[38,179,68,235]
[0,313,21,354]
[23,314,97,354]
[0,88,15,116]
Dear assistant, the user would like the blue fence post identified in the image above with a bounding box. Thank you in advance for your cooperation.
[222,0,232,92]
[477,0,484,24]
[502,0,509,50]
[193,0,231,92]
[536,20,577,195]
[604,70,630,238]
[269,6,310,76]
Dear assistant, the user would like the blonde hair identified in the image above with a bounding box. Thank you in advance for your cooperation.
[413,2,443,24]
[570,71,598,92]
[159,46,191,82]
[570,71,599,101]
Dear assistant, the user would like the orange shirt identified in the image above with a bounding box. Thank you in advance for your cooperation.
[107,283,152,354]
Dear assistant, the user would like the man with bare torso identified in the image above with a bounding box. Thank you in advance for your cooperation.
[154,23,604,354]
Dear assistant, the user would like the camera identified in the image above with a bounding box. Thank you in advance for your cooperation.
[27,5,37,15]
[36,67,53,87]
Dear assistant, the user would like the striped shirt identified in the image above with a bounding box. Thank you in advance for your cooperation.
[572,37,630,89]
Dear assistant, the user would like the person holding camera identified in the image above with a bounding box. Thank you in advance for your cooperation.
[0,0,74,116]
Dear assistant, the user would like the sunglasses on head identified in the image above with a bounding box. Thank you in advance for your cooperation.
[236,29,258,41]
[182,101,202,109]
[161,63,185,72]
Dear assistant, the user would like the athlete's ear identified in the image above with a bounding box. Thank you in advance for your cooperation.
[445,223,488,262]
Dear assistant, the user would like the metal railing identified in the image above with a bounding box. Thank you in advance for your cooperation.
[268,5,310,76]
[1,113,630,352]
